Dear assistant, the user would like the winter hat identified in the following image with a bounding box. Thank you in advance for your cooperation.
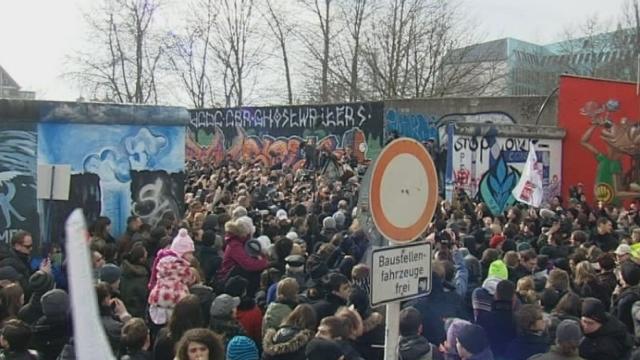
[323,216,336,230]
[305,338,344,360]
[245,239,262,257]
[556,319,582,344]
[285,255,305,269]
[285,232,299,241]
[0,266,21,282]
[171,228,195,257]
[621,260,640,286]
[210,294,240,317]
[29,270,54,295]
[457,323,489,355]
[581,297,607,324]
[488,260,509,280]
[276,209,288,221]
[332,211,346,228]
[226,335,259,360]
[225,276,249,298]
[615,243,632,256]
[517,242,532,252]
[41,289,70,317]
[99,264,122,285]
[232,206,248,220]
[445,318,471,355]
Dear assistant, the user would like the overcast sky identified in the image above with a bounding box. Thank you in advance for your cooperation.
[0,0,629,102]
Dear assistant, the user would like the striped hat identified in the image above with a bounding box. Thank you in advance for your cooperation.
[226,336,258,360]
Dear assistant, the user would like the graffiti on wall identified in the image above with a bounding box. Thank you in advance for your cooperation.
[448,128,562,215]
[187,102,384,167]
[558,76,640,204]
[0,125,39,242]
[38,123,185,236]
[385,109,438,142]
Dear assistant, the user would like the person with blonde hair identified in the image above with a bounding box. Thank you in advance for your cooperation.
[262,304,317,360]
[516,276,538,305]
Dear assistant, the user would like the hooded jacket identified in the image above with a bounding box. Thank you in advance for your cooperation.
[579,314,633,360]
[263,301,296,335]
[262,327,314,360]
[31,315,72,360]
[147,249,193,325]
[398,335,435,360]
[120,259,149,318]
[217,234,268,282]
[471,277,501,321]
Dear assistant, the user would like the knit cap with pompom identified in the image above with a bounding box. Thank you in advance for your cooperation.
[171,228,195,257]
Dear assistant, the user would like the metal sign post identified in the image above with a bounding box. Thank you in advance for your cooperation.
[367,138,439,360]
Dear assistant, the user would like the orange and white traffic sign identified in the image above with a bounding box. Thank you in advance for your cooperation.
[369,138,438,243]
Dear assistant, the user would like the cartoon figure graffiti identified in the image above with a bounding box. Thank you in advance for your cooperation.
[187,125,367,170]
[580,100,640,203]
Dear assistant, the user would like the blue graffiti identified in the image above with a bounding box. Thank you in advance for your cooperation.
[478,154,520,216]
[39,124,185,235]
[385,109,438,142]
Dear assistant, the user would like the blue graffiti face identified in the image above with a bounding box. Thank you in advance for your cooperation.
[478,154,519,216]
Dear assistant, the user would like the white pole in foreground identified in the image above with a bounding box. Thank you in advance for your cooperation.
[384,302,401,360]
[66,209,115,360]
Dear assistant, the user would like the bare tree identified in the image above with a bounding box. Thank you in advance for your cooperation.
[263,0,295,104]
[328,0,373,101]
[165,0,217,108]
[212,0,264,107]
[299,0,335,103]
[69,0,165,103]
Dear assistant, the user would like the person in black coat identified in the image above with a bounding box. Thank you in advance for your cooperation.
[579,298,633,360]
[18,270,54,325]
[31,289,73,360]
[195,230,222,285]
[504,304,550,360]
[312,273,350,324]
[611,260,640,333]
[477,280,517,358]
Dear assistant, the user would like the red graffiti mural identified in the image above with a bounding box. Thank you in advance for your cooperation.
[558,75,640,204]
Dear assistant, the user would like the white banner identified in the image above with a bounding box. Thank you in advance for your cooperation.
[512,144,544,207]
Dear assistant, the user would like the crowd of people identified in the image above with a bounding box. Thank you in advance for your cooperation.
[0,147,640,360]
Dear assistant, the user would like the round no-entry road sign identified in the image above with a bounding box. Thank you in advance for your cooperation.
[369,138,438,243]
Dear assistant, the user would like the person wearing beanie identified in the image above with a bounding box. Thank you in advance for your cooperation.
[148,228,196,326]
[611,260,640,333]
[456,323,494,360]
[319,217,338,244]
[504,304,550,360]
[530,319,584,360]
[471,260,508,321]
[225,275,263,346]
[99,263,123,297]
[217,217,268,293]
[579,297,633,360]
[31,289,72,359]
[226,335,259,360]
[17,270,54,325]
[209,294,245,345]
[476,280,516,358]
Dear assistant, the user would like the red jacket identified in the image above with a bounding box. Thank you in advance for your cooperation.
[217,234,268,282]
[236,305,263,344]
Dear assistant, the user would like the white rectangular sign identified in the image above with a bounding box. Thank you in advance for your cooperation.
[370,242,432,306]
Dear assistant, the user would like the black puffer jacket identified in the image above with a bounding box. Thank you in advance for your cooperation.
[30,316,72,360]
[262,327,314,360]
[579,314,633,360]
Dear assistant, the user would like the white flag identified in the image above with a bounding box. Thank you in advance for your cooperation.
[512,144,544,207]
[65,209,116,360]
